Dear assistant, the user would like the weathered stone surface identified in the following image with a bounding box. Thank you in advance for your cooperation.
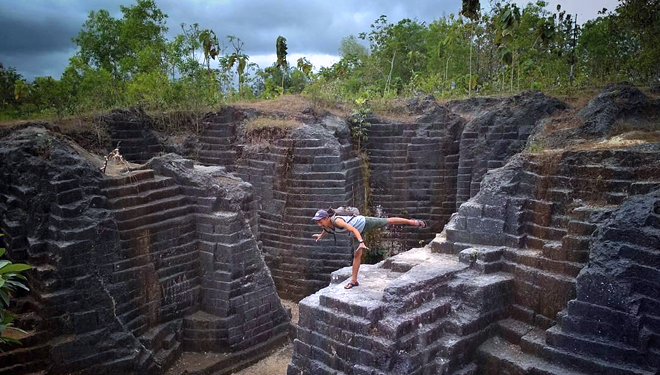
[288,247,512,375]
[3,84,660,375]
[232,112,364,301]
[537,82,660,149]
[545,189,660,373]
[99,108,162,163]
[0,127,289,375]
[576,82,649,136]
[288,86,660,375]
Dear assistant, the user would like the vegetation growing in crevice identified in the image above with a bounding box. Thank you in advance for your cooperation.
[348,100,385,264]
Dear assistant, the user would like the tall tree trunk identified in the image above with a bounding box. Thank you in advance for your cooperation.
[510,51,514,93]
[445,57,451,92]
[385,51,396,96]
[469,25,474,97]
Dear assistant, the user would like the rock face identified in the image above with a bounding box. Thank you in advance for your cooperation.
[106,93,568,301]
[100,108,162,163]
[288,87,660,375]
[545,190,660,373]
[365,91,567,252]
[192,108,365,301]
[0,127,289,375]
[542,82,660,149]
[3,85,659,375]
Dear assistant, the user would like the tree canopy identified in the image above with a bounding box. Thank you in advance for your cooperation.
[1,0,658,120]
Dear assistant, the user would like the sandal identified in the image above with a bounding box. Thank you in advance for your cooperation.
[344,281,359,289]
[413,219,429,228]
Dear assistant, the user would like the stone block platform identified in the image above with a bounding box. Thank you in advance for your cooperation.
[288,247,515,375]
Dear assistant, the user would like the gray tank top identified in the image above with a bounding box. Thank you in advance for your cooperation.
[330,215,366,234]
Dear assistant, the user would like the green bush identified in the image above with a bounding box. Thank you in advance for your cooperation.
[0,234,31,347]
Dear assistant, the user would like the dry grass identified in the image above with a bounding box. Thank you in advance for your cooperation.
[369,98,419,123]
[149,110,208,135]
[554,88,601,109]
[568,131,660,151]
[234,94,349,118]
[243,116,303,147]
[233,94,311,114]
[245,117,302,131]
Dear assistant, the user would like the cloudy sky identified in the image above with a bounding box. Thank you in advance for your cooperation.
[0,0,618,81]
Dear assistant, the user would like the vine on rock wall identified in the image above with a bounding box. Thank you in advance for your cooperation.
[349,100,384,264]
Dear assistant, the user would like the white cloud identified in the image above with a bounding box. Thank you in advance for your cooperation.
[511,0,618,23]
[1,0,617,80]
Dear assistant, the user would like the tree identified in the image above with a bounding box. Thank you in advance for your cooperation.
[461,0,480,96]
[72,9,123,78]
[72,0,168,80]
[495,3,521,92]
[199,29,220,99]
[30,76,68,118]
[224,35,250,98]
[615,0,660,81]
[276,36,288,93]
[117,0,168,75]
[297,57,313,77]
[0,234,31,347]
[0,63,22,111]
[360,16,428,95]
[339,36,369,61]
[578,16,625,82]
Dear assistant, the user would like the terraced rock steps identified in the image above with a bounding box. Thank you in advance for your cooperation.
[107,116,161,163]
[102,169,196,366]
[197,111,241,169]
[0,152,114,375]
[288,247,514,375]
[365,121,461,250]
[431,149,660,374]
[236,135,364,301]
[478,317,657,375]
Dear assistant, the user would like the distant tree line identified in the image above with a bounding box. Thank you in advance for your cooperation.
[0,0,658,120]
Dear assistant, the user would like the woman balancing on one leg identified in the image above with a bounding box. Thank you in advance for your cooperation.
[312,208,428,289]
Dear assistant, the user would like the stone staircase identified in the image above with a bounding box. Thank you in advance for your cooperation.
[288,246,514,375]
[478,316,657,375]
[136,321,183,374]
[197,110,242,169]
[107,115,162,163]
[432,149,660,374]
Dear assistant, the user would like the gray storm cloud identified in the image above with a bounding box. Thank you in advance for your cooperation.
[0,0,615,80]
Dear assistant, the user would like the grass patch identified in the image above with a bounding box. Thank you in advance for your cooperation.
[243,116,303,147]
[245,117,302,131]
[150,110,208,135]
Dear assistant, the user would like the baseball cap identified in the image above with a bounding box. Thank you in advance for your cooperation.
[312,209,329,221]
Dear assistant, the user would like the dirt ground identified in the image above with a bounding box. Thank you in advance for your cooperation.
[232,343,294,375]
[232,300,299,375]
